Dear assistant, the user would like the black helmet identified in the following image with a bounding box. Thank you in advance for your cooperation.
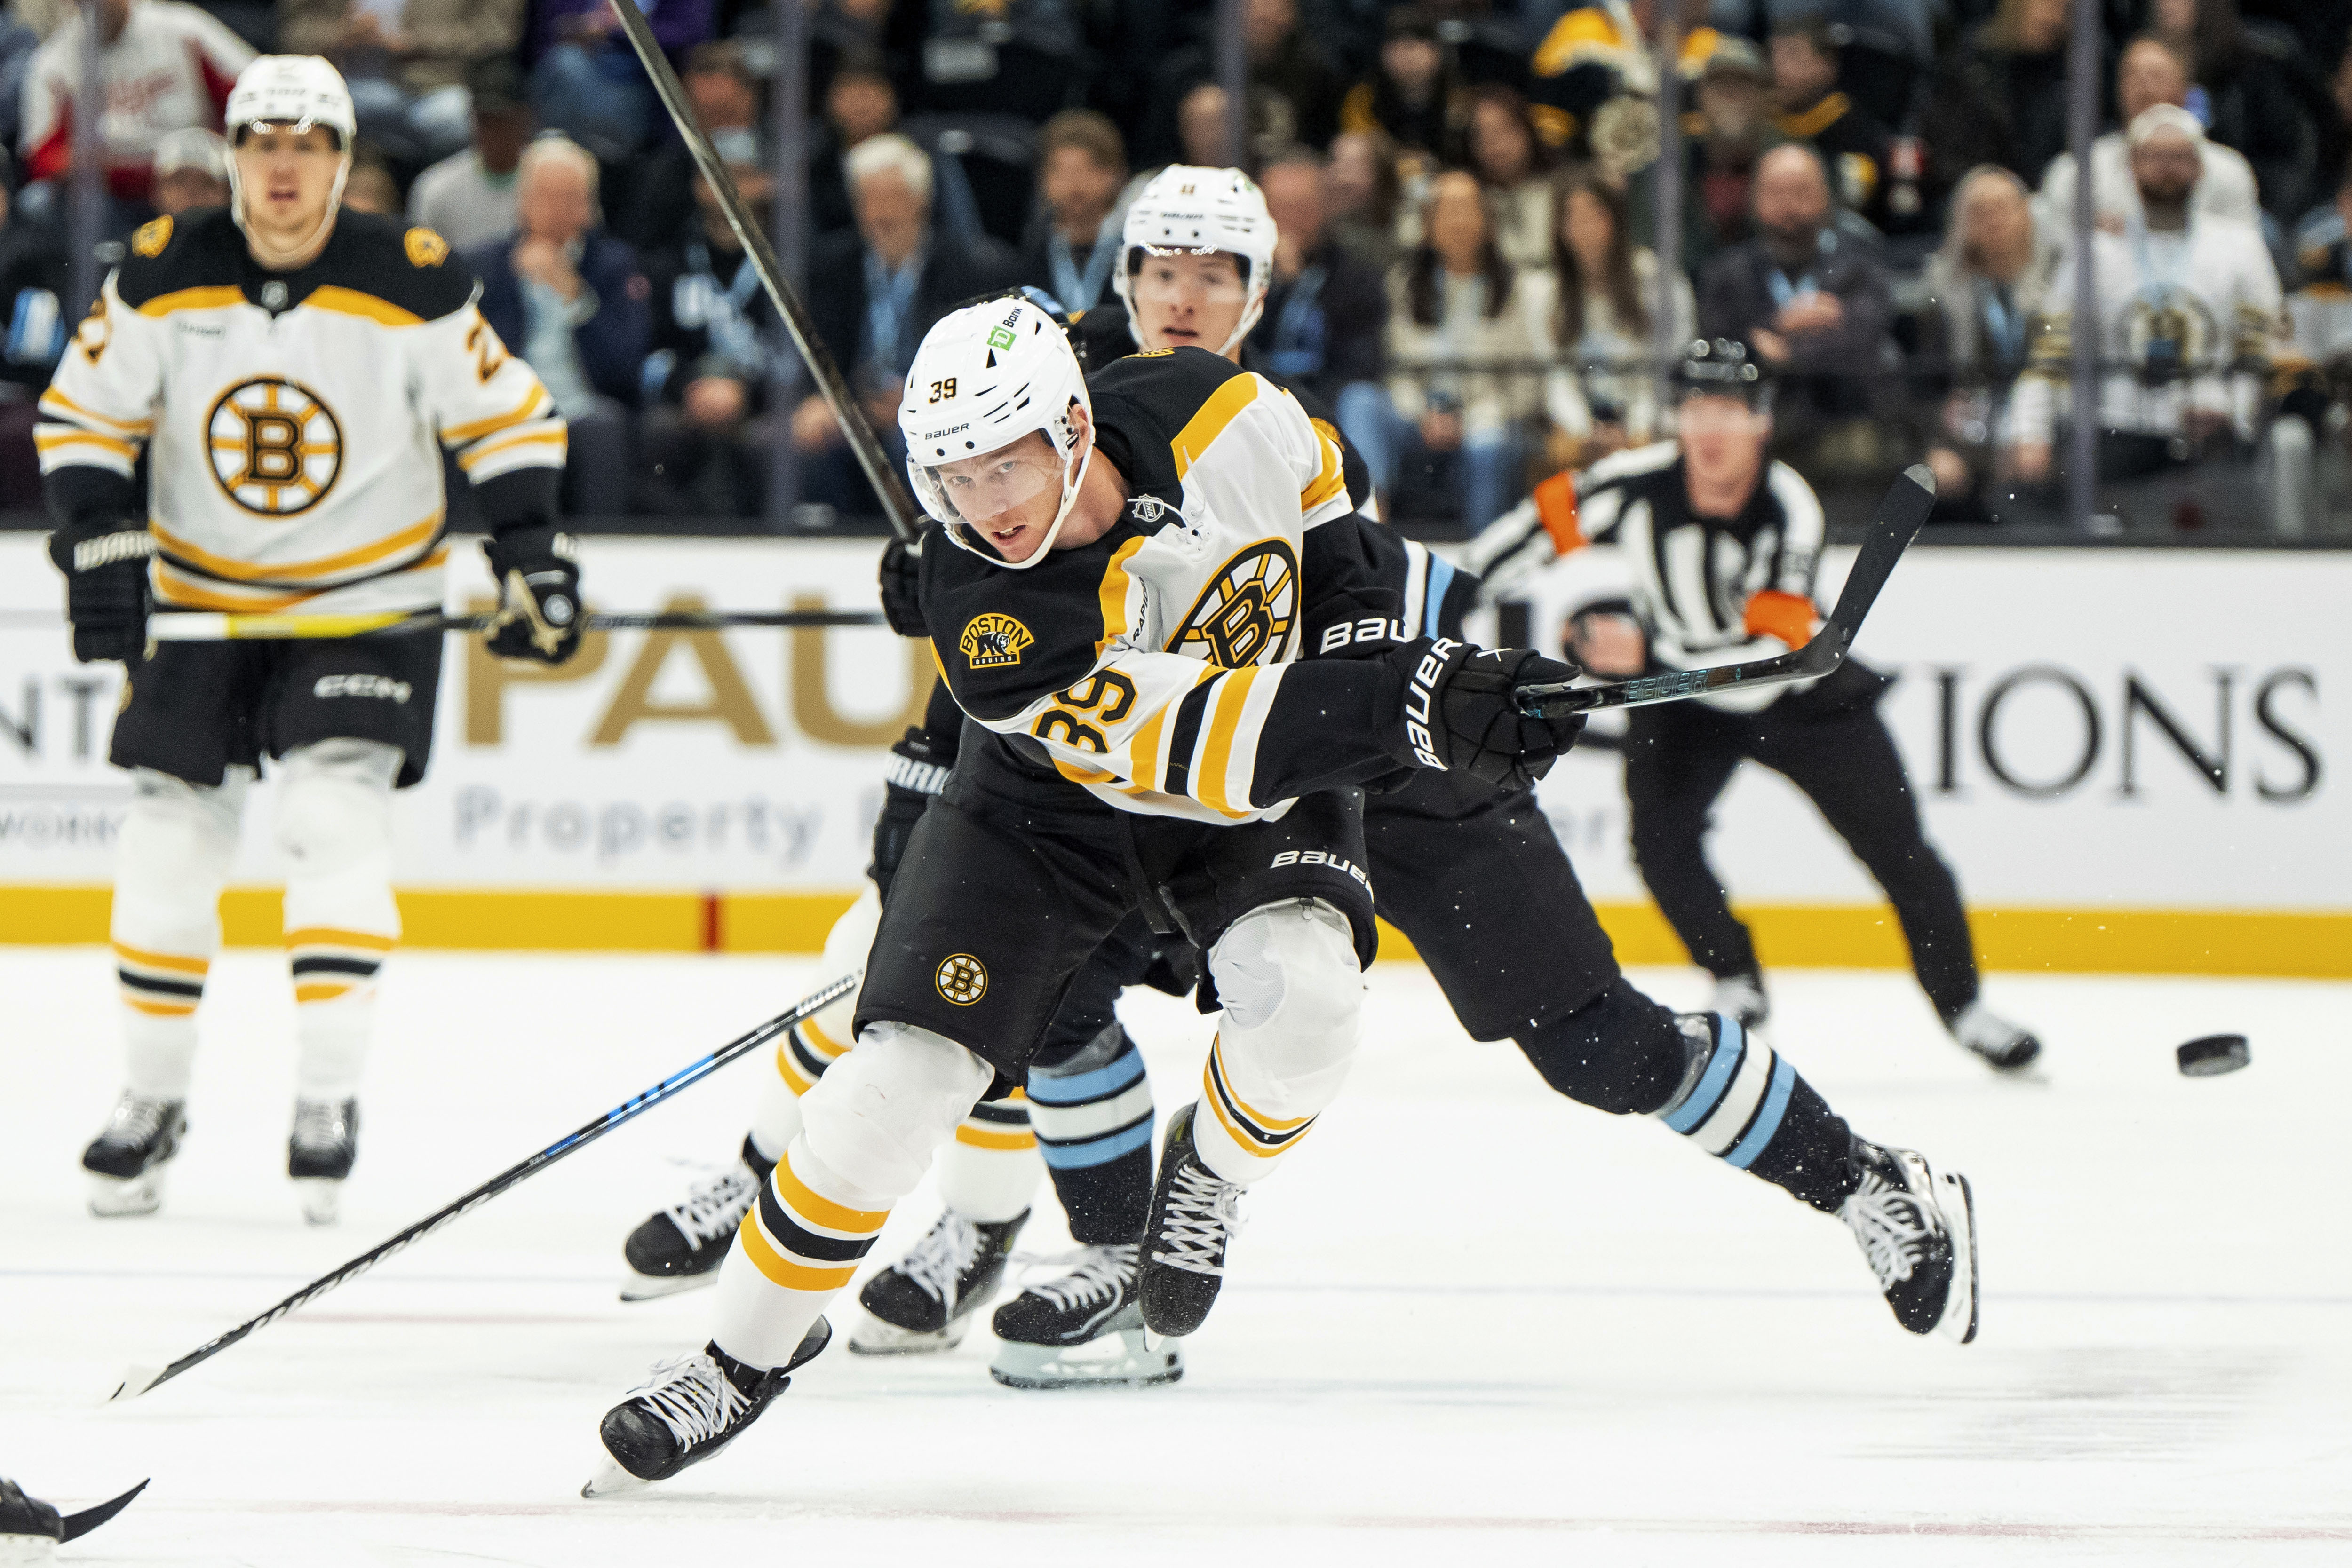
[1671,338,1771,408]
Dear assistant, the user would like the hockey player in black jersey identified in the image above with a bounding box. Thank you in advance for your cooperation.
[1469,338,2042,1070]
[585,289,1585,1493]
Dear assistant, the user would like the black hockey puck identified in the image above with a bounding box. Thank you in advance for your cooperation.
[2176,1035,2250,1077]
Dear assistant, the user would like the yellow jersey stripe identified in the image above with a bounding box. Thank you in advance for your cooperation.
[137,285,244,317]
[33,428,137,459]
[112,941,209,976]
[152,510,443,585]
[777,1152,889,1234]
[1192,665,1261,816]
[458,429,567,472]
[38,388,152,435]
[1096,535,1146,657]
[304,285,423,327]
[1170,372,1260,479]
[739,1213,859,1292]
[151,568,322,612]
[1301,428,1348,512]
[440,382,554,445]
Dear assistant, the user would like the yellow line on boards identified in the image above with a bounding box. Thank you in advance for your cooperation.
[3,887,2350,977]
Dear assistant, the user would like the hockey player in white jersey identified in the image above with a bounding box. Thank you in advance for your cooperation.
[39,54,581,1223]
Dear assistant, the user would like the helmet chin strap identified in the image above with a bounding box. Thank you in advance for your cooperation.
[229,152,351,270]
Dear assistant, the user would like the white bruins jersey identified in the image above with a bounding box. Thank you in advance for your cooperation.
[925,348,1371,824]
[37,208,563,615]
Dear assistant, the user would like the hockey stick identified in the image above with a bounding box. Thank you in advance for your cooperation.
[108,972,859,1402]
[1515,464,1934,719]
[606,0,921,544]
[135,607,886,641]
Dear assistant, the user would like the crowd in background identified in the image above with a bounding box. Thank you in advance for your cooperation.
[6,0,2352,531]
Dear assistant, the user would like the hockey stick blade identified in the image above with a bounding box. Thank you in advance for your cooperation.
[1515,464,1933,718]
[107,973,858,1402]
[59,1480,148,1542]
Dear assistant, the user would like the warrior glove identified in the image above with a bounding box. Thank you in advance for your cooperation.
[1378,637,1586,792]
[484,526,582,665]
[869,727,950,898]
[47,522,152,665]
[878,533,928,639]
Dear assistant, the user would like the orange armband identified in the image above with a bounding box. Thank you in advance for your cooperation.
[1530,470,1583,554]
[1742,589,1817,649]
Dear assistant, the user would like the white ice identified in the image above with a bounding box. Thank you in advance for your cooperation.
[4,949,2348,1566]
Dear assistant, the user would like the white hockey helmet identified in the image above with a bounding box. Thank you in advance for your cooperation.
[899,295,1094,570]
[225,55,358,149]
[1113,164,1277,357]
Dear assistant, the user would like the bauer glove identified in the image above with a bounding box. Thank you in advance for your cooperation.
[868,726,949,898]
[1378,637,1586,792]
[484,526,582,665]
[878,532,929,639]
[47,522,152,665]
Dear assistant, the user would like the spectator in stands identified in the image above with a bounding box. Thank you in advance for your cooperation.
[1337,5,1467,174]
[639,158,785,517]
[885,0,1083,128]
[1253,147,1386,436]
[623,41,763,254]
[1769,19,1898,230]
[1017,109,1125,314]
[1922,0,2083,193]
[1916,166,2060,519]
[2317,42,2352,206]
[1176,80,1239,169]
[2284,163,2352,441]
[408,58,532,251]
[1462,84,1554,269]
[809,46,894,238]
[795,132,1017,519]
[1371,168,1555,532]
[1141,0,1344,169]
[341,152,399,214]
[1324,125,1404,274]
[2011,108,2283,493]
[529,0,711,161]
[149,127,226,214]
[1698,142,1897,468]
[2147,0,2320,222]
[1543,164,1693,465]
[0,151,69,507]
[278,0,520,165]
[1527,0,1717,157]
[467,136,647,515]
[2037,37,2260,237]
[1681,35,1775,272]
[19,0,252,207]
[0,11,41,157]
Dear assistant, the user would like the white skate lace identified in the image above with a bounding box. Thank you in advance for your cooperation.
[102,1093,172,1146]
[1842,1172,1930,1288]
[290,1100,350,1154]
[627,1354,749,1447]
[898,1212,983,1306]
[1021,1243,1137,1310]
[662,1164,760,1246]
[1152,1163,1242,1277]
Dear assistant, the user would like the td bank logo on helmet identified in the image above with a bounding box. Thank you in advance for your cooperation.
[1403,637,1461,770]
[959,612,1034,669]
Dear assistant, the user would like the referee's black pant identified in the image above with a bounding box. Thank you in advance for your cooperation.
[1622,682,1980,1022]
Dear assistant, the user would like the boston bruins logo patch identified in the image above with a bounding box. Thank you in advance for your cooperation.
[936,954,989,1005]
[207,378,342,515]
[959,612,1033,669]
[1169,539,1298,668]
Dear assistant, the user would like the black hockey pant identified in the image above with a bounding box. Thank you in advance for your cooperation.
[1622,696,1980,1022]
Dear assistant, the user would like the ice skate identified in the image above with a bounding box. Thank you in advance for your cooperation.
[621,1139,772,1301]
[847,1208,1027,1354]
[1138,1104,1244,1337]
[81,1093,187,1218]
[1708,972,1769,1030]
[990,1242,1182,1390]
[288,1098,357,1226]
[1948,1001,2042,1072]
[585,1319,830,1497]
[1842,1140,1977,1343]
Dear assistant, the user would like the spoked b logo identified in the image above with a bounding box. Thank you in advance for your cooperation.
[207,378,343,516]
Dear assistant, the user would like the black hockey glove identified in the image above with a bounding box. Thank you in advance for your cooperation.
[1304,584,1408,660]
[1378,637,1587,792]
[868,726,950,898]
[483,526,582,665]
[47,522,152,665]
[878,533,929,639]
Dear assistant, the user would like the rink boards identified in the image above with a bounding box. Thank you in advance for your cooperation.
[0,536,2345,975]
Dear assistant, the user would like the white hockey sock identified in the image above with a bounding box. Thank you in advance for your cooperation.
[111,768,246,1101]
[747,886,881,1162]
[934,1093,1040,1224]
[275,742,401,1102]
[1189,899,1364,1187]
[710,1021,990,1368]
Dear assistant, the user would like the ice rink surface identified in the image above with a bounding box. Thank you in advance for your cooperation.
[4,948,2348,1566]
